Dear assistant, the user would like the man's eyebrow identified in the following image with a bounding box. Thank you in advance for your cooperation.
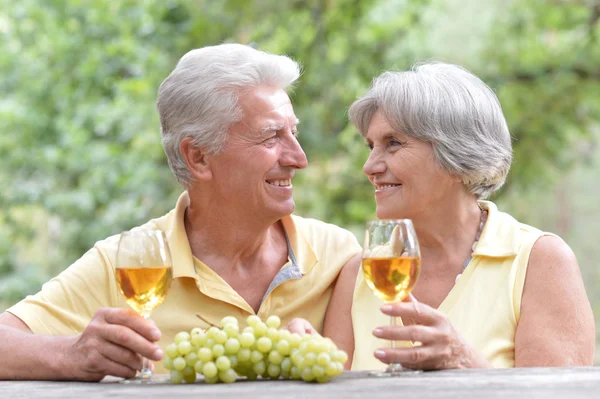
[259,119,301,133]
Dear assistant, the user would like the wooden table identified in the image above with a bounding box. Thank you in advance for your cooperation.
[2,367,599,398]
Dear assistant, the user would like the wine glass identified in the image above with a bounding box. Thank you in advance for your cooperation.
[362,219,421,376]
[115,230,173,383]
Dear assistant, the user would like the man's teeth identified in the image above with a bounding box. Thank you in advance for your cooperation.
[377,184,399,189]
[268,180,291,187]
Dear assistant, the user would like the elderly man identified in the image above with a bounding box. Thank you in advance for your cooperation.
[0,44,361,381]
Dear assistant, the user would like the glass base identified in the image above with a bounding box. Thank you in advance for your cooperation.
[119,374,170,384]
[368,363,422,377]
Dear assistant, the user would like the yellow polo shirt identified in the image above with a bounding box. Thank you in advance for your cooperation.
[8,192,361,373]
[351,201,549,370]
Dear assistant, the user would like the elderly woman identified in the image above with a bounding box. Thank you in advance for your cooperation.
[291,62,595,370]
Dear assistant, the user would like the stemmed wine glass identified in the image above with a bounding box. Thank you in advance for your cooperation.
[362,219,421,376]
[115,230,173,383]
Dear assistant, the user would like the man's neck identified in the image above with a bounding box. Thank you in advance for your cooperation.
[183,196,288,276]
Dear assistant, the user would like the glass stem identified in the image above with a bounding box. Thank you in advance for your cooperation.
[140,313,152,379]
[387,315,403,373]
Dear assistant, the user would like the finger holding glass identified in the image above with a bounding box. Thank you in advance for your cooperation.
[115,230,173,383]
[362,219,421,376]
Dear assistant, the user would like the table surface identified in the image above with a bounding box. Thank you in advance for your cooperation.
[1,367,599,398]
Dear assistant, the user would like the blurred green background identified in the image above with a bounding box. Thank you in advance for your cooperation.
[1,0,599,363]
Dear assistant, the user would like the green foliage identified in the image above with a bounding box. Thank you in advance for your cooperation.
[1,0,600,357]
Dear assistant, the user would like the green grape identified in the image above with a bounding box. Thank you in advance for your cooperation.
[268,350,283,365]
[220,316,238,327]
[252,360,266,376]
[325,362,339,377]
[316,376,330,384]
[219,369,237,384]
[170,369,184,384]
[289,333,302,348]
[298,342,309,354]
[185,351,199,368]
[307,340,318,353]
[256,337,272,353]
[239,332,255,348]
[316,352,331,367]
[279,329,292,341]
[238,348,251,362]
[225,338,241,354]
[203,361,218,378]
[243,326,255,335]
[173,356,186,371]
[291,350,303,367]
[212,344,226,357]
[276,339,291,356]
[290,366,301,380]
[228,355,238,368]
[253,322,268,337]
[191,331,207,347]
[223,323,239,338]
[312,364,325,378]
[250,350,264,363]
[267,363,281,379]
[197,347,213,362]
[280,357,292,373]
[245,371,258,381]
[163,356,174,371]
[178,340,192,356]
[332,350,348,364]
[304,352,316,366]
[205,338,216,348]
[214,330,228,345]
[265,315,281,329]
[194,360,205,374]
[204,375,219,384]
[207,326,221,337]
[216,355,231,371]
[165,343,179,358]
[246,315,262,327]
[315,341,329,353]
[191,327,204,336]
[301,367,315,382]
[267,327,280,341]
[182,366,196,384]
[174,331,191,344]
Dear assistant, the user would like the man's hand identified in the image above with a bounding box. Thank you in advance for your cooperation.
[285,318,318,336]
[60,308,164,381]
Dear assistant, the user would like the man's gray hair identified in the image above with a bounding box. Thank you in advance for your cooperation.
[348,62,512,199]
[157,43,301,187]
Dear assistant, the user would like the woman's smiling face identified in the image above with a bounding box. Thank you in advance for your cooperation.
[363,110,461,220]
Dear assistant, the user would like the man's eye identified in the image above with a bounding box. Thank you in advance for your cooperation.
[389,139,403,147]
[365,142,374,150]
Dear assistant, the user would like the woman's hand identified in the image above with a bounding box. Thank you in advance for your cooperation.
[372,295,490,370]
[285,318,318,336]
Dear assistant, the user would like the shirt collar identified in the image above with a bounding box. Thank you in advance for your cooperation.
[162,192,318,278]
[472,200,519,258]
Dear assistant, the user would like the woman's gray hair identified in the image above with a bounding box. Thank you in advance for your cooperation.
[157,44,301,187]
[348,62,512,199]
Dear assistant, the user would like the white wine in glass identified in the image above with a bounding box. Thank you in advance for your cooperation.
[362,219,421,376]
[115,230,173,383]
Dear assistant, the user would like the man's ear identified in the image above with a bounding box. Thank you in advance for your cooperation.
[181,137,212,181]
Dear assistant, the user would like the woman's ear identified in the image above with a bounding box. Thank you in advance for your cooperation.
[181,137,212,181]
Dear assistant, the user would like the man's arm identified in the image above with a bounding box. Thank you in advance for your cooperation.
[0,309,163,381]
[515,235,595,366]
[322,253,361,369]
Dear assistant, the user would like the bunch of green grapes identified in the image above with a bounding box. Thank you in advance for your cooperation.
[163,315,347,384]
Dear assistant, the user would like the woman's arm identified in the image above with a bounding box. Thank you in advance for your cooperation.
[322,253,361,369]
[514,235,595,366]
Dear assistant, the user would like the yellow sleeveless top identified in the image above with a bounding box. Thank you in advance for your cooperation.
[351,201,549,370]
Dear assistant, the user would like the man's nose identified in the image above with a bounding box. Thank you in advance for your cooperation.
[281,133,308,169]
